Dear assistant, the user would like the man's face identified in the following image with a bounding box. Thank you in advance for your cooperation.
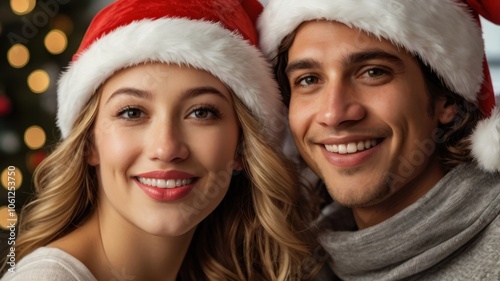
[286,21,454,211]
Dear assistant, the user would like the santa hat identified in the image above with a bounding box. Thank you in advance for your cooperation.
[258,0,500,172]
[57,0,283,140]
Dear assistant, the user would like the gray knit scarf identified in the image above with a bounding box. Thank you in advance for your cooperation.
[316,163,500,280]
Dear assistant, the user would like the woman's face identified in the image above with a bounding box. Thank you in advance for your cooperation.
[88,63,241,237]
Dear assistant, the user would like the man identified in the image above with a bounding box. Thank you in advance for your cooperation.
[258,0,500,280]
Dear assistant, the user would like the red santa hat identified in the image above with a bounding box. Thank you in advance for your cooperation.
[57,0,283,140]
[258,0,500,172]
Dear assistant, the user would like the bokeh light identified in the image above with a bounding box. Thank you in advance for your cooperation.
[10,0,36,15]
[0,206,18,230]
[0,95,12,116]
[24,125,46,150]
[52,14,74,36]
[26,151,47,172]
[7,44,30,68]
[1,166,23,190]
[0,131,20,154]
[44,29,67,54]
[27,69,50,94]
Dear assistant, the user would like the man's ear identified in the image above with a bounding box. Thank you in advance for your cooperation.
[436,97,458,125]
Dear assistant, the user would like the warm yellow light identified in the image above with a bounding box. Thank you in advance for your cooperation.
[27,69,50,94]
[10,0,36,15]
[7,44,30,68]
[24,125,46,150]
[45,29,67,55]
[0,206,18,230]
[1,166,22,190]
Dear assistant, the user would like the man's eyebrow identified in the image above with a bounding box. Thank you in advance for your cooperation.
[285,58,322,77]
[285,49,404,77]
[106,87,152,104]
[343,49,405,67]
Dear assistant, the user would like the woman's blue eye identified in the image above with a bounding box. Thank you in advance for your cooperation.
[118,107,143,119]
[193,109,212,118]
[189,106,220,119]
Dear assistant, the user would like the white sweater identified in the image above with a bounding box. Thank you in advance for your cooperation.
[1,247,97,281]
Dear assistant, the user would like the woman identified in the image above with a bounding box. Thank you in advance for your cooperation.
[1,0,317,280]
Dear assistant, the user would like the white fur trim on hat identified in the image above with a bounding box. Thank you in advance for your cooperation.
[471,107,500,172]
[258,0,484,103]
[57,18,283,139]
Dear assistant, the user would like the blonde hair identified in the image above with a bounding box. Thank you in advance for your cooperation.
[6,88,318,280]
[179,95,317,280]
[10,92,100,263]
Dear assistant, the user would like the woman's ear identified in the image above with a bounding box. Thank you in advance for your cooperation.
[232,141,244,173]
[87,136,100,166]
[231,157,243,177]
[232,140,244,171]
[436,97,458,125]
[232,155,243,171]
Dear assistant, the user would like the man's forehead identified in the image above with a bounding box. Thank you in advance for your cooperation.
[292,20,399,52]
[288,21,410,65]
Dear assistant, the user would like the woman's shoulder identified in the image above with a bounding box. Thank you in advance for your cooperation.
[1,247,97,281]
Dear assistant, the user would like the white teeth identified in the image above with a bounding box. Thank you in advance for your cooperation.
[157,179,166,187]
[166,180,176,188]
[357,142,365,151]
[338,144,347,154]
[325,139,379,154]
[138,177,193,189]
[364,140,371,149]
[347,143,357,153]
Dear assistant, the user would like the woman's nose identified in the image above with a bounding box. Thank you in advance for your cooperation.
[147,120,189,163]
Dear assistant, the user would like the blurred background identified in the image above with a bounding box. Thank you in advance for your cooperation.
[0,0,499,255]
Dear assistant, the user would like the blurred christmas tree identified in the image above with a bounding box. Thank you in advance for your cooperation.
[0,0,98,259]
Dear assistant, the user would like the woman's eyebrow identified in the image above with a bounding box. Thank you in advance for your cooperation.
[182,86,230,103]
[106,86,230,104]
[106,87,152,104]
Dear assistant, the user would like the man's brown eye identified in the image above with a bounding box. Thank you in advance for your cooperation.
[298,76,318,86]
[366,68,386,78]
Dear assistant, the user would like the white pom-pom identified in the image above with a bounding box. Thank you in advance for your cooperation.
[471,107,500,172]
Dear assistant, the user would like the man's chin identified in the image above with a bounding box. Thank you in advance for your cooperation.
[326,183,391,208]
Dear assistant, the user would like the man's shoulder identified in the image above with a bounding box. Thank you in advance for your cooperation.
[425,213,500,280]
